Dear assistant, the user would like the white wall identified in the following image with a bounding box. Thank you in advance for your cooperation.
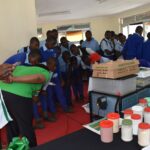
[38,16,119,42]
[38,3,150,43]
[0,0,37,63]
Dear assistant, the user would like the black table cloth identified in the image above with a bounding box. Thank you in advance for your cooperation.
[31,129,142,150]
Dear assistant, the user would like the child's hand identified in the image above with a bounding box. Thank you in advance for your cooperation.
[32,96,39,103]
[3,75,14,83]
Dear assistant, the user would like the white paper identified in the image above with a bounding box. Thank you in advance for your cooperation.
[0,90,12,129]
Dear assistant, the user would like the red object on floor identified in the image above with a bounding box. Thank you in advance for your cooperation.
[35,82,90,145]
[0,127,8,148]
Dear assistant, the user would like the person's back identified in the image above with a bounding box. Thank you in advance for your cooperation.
[123,26,144,60]
[0,66,50,98]
[143,32,150,62]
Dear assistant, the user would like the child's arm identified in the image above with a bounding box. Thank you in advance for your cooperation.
[7,74,46,84]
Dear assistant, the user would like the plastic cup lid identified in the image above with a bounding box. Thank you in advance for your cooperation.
[131,114,141,120]
[144,107,150,112]
[124,109,133,115]
[139,123,150,129]
[139,98,147,104]
[107,112,120,119]
[122,119,132,126]
[132,106,143,111]
[100,120,113,128]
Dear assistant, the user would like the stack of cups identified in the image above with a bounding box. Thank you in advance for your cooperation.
[131,114,142,135]
[132,106,143,119]
[138,123,150,147]
[107,112,120,133]
[139,98,147,108]
[121,119,133,142]
[144,107,150,124]
[99,120,113,143]
[123,109,133,119]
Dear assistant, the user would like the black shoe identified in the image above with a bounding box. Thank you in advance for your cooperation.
[34,119,45,129]
[64,107,74,113]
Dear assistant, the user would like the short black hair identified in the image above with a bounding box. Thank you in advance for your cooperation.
[52,29,58,33]
[118,33,123,37]
[28,49,41,61]
[35,64,49,71]
[46,30,52,37]
[46,57,56,65]
[60,37,67,42]
[110,31,115,37]
[105,30,111,36]
[30,37,39,45]
[135,26,143,33]
[62,51,70,58]
[86,30,92,35]
[147,32,150,40]
[46,36,56,45]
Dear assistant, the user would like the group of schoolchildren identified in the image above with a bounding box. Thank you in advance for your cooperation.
[4,26,150,129]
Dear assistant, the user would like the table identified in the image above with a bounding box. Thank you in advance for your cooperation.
[89,86,150,121]
[31,129,142,150]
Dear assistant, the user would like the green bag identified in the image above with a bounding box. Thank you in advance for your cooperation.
[7,137,29,150]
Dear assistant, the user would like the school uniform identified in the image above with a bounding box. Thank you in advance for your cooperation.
[115,41,124,52]
[100,38,114,60]
[58,56,72,106]
[60,42,72,53]
[82,38,99,52]
[4,53,30,65]
[18,46,30,54]
[39,72,68,114]
[142,40,150,62]
[71,65,84,100]
[36,46,69,116]
[123,33,144,60]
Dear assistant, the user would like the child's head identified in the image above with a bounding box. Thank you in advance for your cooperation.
[29,37,40,50]
[70,44,79,56]
[147,32,150,40]
[62,51,71,63]
[28,49,41,65]
[46,30,53,38]
[46,36,56,49]
[105,31,111,40]
[70,56,78,67]
[85,30,92,41]
[60,37,69,48]
[52,29,58,40]
[46,57,57,72]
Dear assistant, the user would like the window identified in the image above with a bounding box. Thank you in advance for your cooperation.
[57,23,90,45]
[121,11,150,40]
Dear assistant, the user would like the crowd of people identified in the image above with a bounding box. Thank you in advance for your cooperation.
[0,26,150,147]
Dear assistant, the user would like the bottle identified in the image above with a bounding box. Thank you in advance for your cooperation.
[132,106,144,118]
[121,119,133,142]
[131,114,142,135]
[123,109,133,119]
[99,120,113,143]
[107,112,120,133]
[144,107,150,124]
[138,123,150,147]
[139,98,147,108]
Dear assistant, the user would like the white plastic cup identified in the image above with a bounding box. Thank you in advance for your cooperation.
[132,106,144,118]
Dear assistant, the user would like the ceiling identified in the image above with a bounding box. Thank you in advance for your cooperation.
[36,0,150,23]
